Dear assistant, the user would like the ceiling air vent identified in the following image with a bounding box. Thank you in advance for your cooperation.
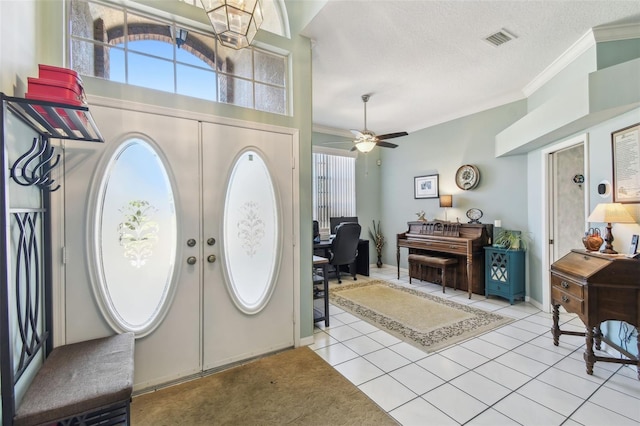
[484,29,516,47]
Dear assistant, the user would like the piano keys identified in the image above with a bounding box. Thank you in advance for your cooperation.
[397,221,493,298]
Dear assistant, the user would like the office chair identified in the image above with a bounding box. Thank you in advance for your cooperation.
[313,220,320,243]
[328,222,361,283]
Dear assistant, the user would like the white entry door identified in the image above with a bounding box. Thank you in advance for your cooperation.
[63,103,295,389]
[201,122,295,370]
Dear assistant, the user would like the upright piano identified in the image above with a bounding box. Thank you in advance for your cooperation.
[397,221,492,297]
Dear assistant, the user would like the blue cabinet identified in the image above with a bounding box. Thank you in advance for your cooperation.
[484,246,525,304]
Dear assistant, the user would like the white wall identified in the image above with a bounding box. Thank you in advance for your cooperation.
[0,0,38,95]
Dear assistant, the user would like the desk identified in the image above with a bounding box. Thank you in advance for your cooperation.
[312,255,330,326]
[313,239,370,277]
[550,249,639,379]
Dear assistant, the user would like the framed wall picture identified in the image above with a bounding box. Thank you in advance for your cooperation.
[612,123,640,203]
[414,174,439,199]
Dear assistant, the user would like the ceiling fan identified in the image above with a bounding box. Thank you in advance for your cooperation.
[350,94,408,153]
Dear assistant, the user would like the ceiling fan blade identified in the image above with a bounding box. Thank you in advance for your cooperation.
[350,146,358,152]
[376,141,398,149]
[350,129,364,138]
[376,131,408,141]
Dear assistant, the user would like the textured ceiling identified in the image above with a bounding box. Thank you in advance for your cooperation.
[300,1,640,142]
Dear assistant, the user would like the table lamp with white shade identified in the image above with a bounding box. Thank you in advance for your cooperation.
[586,203,635,254]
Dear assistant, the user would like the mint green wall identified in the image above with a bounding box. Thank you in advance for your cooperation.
[314,102,530,281]
[597,39,640,69]
[379,101,529,276]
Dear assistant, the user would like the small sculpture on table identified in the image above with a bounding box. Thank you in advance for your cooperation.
[582,228,603,252]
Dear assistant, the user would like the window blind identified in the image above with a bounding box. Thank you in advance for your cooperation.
[312,152,356,230]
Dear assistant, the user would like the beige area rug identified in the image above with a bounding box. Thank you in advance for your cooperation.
[131,346,397,425]
[330,280,512,352]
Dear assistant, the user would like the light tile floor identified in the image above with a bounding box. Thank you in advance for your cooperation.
[310,265,640,425]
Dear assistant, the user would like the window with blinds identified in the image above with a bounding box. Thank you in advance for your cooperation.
[312,151,356,230]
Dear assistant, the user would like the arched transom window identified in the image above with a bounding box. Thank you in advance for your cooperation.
[69,0,289,114]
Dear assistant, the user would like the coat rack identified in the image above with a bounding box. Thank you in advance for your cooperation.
[1,93,103,425]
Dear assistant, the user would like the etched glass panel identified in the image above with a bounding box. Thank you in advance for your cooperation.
[95,139,177,334]
[255,83,285,114]
[254,50,285,86]
[223,150,279,313]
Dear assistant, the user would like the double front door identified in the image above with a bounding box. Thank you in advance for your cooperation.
[62,103,296,389]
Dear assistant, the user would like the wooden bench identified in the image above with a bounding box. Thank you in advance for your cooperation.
[408,254,458,293]
[13,332,135,426]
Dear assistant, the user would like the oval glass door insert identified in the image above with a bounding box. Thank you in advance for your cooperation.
[94,138,177,335]
[222,150,280,314]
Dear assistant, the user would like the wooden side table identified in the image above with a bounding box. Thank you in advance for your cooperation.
[550,249,639,379]
[313,255,330,327]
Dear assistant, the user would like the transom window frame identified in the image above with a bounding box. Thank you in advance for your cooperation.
[67,0,290,115]
[312,147,357,231]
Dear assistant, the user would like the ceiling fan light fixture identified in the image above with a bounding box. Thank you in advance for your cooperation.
[201,0,263,49]
[355,139,376,153]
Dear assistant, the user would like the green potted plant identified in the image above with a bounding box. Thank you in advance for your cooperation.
[494,230,529,250]
[369,220,385,267]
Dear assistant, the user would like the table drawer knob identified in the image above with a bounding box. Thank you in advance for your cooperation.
[561,281,569,289]
[561,295,570,303]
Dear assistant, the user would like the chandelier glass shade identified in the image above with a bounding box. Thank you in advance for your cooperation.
[354,131,377,153]
[355,139,376,153]
[201,0,264,49]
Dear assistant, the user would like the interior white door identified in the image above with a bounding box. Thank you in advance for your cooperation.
[201,122,295,370]
[64,105,202,389]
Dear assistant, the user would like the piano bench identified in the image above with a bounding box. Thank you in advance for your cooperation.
[408,254,458,293]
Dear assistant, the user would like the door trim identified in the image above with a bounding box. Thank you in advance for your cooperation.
[541,132,590,312]
[51,96,302,349]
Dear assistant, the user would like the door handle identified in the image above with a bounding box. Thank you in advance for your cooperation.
[207,254,217,263]
[187,256,197,265]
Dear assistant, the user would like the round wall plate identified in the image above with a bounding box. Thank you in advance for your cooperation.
[455,164,480,190]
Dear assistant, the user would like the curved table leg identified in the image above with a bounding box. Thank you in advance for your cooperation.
[551,304,560,346]
[584,325,595,375]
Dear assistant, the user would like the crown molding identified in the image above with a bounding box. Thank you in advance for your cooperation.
[523,22,640,98]
[523,29,596,97]
[593,22,640,42]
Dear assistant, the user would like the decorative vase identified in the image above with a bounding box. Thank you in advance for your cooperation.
[376,255,383,268]
[582,234,603,251]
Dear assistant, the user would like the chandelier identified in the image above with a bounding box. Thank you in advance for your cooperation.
[201,0,264,49]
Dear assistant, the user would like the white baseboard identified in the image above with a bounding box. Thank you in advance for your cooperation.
[299,335,315,347]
